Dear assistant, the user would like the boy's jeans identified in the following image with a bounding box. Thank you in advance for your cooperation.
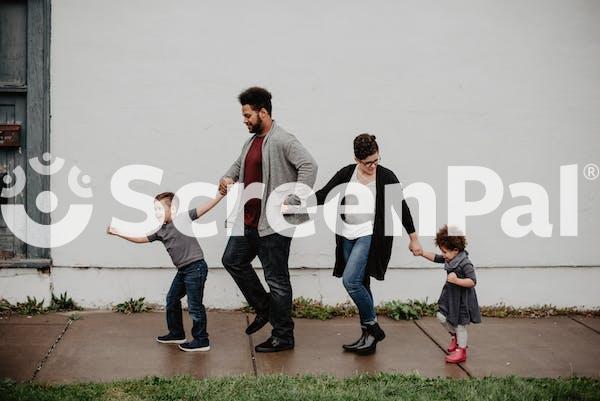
[341,235,377,325]
[166,259,208,341]
[222,226,294,344]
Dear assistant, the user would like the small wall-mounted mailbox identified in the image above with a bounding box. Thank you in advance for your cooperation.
[0,124,21,148]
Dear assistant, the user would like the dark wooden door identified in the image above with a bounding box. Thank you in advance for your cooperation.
[0,1,27,259]
[0,0,50,265]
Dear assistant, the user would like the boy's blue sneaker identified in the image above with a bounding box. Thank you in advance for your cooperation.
[156,333,186,344]
[178,339,210,352]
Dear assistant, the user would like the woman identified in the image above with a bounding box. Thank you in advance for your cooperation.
[315,134,422,355]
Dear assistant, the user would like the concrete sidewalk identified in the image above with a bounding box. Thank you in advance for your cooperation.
[1,311,599,383]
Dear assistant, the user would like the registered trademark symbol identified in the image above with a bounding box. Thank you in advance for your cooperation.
[583,163,599,181]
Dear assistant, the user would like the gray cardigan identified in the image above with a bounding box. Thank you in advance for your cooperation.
[223,121,318,237]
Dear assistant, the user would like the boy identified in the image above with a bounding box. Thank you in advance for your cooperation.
[107,191,223,352]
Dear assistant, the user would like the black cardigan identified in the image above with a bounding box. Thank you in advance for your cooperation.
[314,164,415,281]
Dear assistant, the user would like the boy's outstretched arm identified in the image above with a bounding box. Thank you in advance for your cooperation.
[194,193,225,219]
[107,226,149,243]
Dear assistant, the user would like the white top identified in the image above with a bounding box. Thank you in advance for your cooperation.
[341,168,376,239]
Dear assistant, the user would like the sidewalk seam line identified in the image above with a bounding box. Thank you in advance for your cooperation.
[245,314,258,377]
[412,320,473,378]
[0,323,67,327]
[568,315,600,336]
[29,317,74,383]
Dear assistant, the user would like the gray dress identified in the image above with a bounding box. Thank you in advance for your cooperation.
[434,251,481,327]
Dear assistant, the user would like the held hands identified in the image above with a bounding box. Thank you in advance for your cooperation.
[280,194,301,215]
[215,190,225,200]
[408,238,423,256]
[218,177,234,196]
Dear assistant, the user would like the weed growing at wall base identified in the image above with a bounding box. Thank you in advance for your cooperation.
[242,298,600,320]
[0,293,81,317]
[113,297,152,314]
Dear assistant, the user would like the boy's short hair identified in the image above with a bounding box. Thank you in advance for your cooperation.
[154,192,178,208]
[435,225,467,251]
[239,86,272,115]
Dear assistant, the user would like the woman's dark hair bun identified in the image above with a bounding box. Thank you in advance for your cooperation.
[354,133,379,160]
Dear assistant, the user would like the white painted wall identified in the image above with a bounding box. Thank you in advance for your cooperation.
[4,0,600,307]
[2,267,599,309]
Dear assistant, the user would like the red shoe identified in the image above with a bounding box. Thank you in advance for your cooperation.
[445,347,467,364]
[447,335,458,352]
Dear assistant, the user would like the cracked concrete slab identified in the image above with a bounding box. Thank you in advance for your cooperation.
[34,311,253,383]
[416,316,600,378]
[251,316,467,378]
[0,314,70,382]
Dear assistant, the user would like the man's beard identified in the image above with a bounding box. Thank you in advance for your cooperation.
[250,116,263,134]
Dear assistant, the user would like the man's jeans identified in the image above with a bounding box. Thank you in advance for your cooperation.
[166,259,208,341]
[341,235,377,325]
[222,226,294,343]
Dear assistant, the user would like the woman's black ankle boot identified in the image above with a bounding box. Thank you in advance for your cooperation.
[354,322,385,356]
[368,322,386,341]
[342,326,368,351]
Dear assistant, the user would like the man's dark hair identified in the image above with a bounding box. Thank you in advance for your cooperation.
[238,87,272,115]
[354,133,379,160]
[155,192,175,205]
[435,225,468,251]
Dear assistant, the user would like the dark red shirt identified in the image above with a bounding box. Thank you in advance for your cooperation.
[243,135,265,228]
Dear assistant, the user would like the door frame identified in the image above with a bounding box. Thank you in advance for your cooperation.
[0,0,51,268]
[25,0,51,262]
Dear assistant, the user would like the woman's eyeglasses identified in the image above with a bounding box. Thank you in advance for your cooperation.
[358,157,381,167]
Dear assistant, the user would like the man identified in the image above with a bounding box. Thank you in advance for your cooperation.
[220,87,317,352]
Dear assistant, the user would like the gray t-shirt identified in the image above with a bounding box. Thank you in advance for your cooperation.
[147,209,205,268]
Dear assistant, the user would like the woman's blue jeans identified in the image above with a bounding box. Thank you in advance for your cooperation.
[341,235,376,325]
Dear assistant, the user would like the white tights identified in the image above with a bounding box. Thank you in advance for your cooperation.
[436,312,467,348]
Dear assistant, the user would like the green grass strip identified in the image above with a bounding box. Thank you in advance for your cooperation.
[2,374,599,401]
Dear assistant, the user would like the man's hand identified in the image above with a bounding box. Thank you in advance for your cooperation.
[218,177,234,196]
[447,272,458,284]
[281,194,302,215]
[107,225,117,235]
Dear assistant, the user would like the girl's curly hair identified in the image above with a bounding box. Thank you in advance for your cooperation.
[435,225,467,251]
